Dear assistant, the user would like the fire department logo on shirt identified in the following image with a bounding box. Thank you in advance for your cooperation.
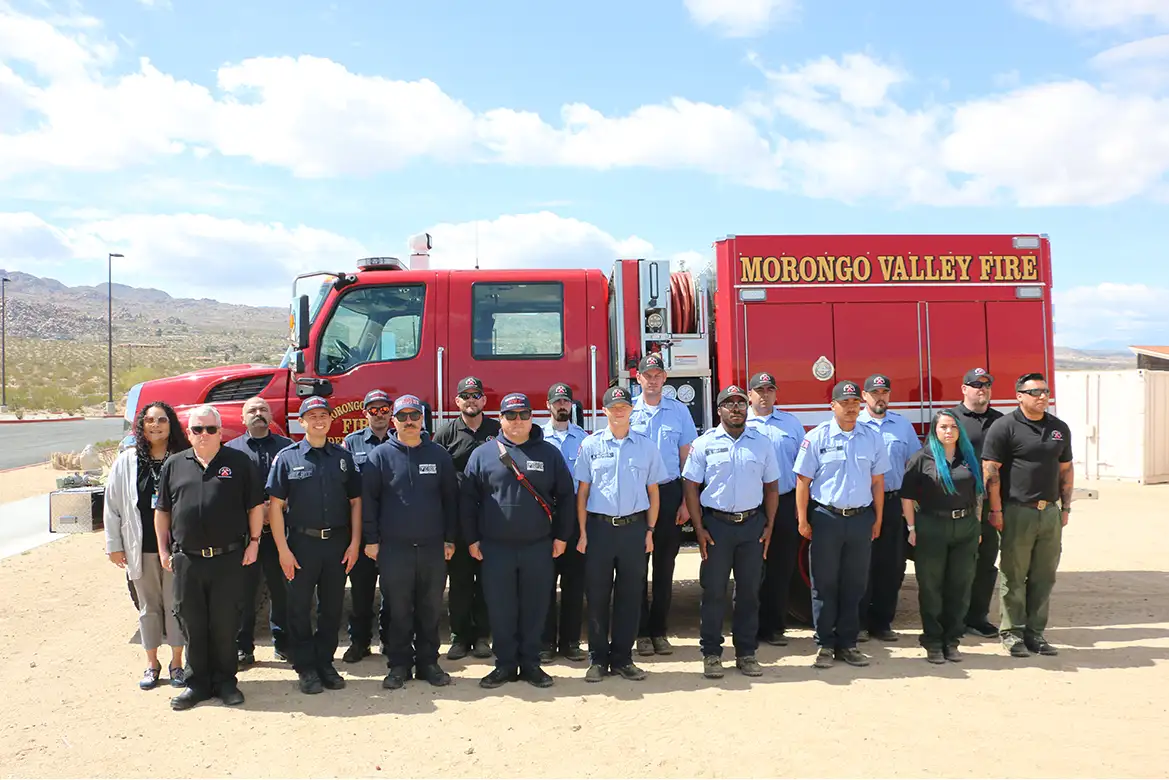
[800,439,810,450]
[218,466,232,478]
[1051,430,1063,440]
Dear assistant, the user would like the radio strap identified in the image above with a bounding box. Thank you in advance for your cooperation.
[495,440,553,522]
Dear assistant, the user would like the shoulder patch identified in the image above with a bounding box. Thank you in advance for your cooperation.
[800,439,810,450]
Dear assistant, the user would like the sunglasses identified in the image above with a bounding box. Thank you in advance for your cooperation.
[966,382,991,390]
[190,425,219,435]
[366,405,391,415]
[394,411,422,422]
[502,410,532,421]
[458,392,484,401]
[1019,388,1050,397]
[143,416,170,425]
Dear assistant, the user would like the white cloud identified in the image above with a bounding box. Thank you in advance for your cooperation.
[684,0,799,37]
[1014,0,1169,30]
[1054,283,1169,347]
[1091,34,1169,89]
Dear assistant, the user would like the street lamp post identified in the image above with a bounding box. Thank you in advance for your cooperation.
[1,276,9,414]
[107,253,123,415]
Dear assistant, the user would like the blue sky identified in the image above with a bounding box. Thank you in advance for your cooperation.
[1,0,1167,348]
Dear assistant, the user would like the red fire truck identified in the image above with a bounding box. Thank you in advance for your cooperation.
[125,232,1056,621]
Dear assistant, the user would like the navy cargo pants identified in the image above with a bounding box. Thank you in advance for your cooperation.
[863,493,905,633]
[380,541,446,670]
[480,538,554,672]
[809,504,873,650]
[698,510,765,659]
[285,531,348,674]
[585,514,648,669]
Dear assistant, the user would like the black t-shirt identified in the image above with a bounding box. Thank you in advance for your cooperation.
[137,457,166,554]
[949,403,1003,458]
[156,446,265,550]
[900,448,979,512]
[981,409,1073,503]
[433,415,501,473]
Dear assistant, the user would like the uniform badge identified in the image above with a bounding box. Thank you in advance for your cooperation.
[526,461,544,472]
[218,466,232,478]
[419,463,438,474]
[340,458,347,472]
[486,435,496,442]
[812,356,834,382]
[800,439,810,450]
[1051,430,1063,440]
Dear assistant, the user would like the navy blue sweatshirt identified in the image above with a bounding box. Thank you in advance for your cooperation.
[361,432,459,545]
[460,425,575,545]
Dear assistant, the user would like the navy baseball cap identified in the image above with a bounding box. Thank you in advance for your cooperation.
[393,394,423,414]
[864,374,891,392]
[457,376,484,394]
[548,383,573,402]
[500,393,531,412]
[299,396,331,416]
[963,368,994,386]
[832,381,862,401]
[638,353,666,373]
[749,371,777,390]
[363,389,391,408]
[602,386,633,407]
[716,385,748,404]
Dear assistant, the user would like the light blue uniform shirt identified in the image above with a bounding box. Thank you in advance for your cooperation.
[793,419,891,509]
[747,408,806,495]
[574,428,667,516]
[682,425,781,512]
[542,421,588,491]
[857,410,922,491]
[630,396,699,482]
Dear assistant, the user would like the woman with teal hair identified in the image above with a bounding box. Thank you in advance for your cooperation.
[900,409,985,664]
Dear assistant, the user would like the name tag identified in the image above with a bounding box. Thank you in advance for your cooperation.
[150,492,158,509]
[708,447,730,455]
[419,463,437,475]
[526,461,544,472]
[822,448,846,463]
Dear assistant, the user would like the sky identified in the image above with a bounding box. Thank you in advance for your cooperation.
[1,0,1168,349]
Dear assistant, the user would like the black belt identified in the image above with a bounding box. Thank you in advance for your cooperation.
[290,525,350,540]
[818,504,871,517]
[706,508,758,524]
[885,490,899,500]
[589,511,647,527]
[177,540,244,558]
[1008,499,1056,511]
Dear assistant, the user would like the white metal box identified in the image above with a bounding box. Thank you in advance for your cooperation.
[49,486,106,533]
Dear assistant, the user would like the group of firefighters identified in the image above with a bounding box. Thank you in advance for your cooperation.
[106,354,1074,711]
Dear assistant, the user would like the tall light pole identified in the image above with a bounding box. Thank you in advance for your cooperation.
[1,276,9,414]
[107,253,123,415]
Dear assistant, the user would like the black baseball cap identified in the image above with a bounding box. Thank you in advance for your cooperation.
[963,368,994,386]
[638,353,666,373]
[602,386,633,407]
[716,385,748,404]
[832,380,862,401]
[456,376,484,394]
[864,374,891,392]
[500,393,531,412]
[749,371,777,390]
[548,383,573,402]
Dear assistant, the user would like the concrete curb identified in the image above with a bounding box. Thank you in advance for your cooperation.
[0,416,85,425]
[0,461,50,475]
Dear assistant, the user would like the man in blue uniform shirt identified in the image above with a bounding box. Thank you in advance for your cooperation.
[575,385,667,682]
[225,396,293,667]
[361,394,459,690]
[340,388,393,663]
[631,353,699,657]
[266,396,363,694]
[683,385,780,679]
[540,382,588,663]
[745,371,806,648]
[857,373,921,642]
[794,380,891,669]
[461,392,576,690]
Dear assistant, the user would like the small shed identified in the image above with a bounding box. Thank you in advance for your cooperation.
[1129,346,1169,372]
[1055,369,1169,484]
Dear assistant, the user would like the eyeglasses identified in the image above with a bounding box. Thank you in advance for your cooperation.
[394,411,422,422]
[366,405,391,415]
[143,416,170,425]
[502,410,532,421]
[190,425,219,435]
[1019,388,1050,397]
[720,401,747,411]
[458,392,484,401]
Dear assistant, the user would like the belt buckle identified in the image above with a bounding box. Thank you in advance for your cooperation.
[319,528,331,539]
[951,509,964,519]
[1036,500,1048,510]
[732,511,747,523]
[200,547,214,558]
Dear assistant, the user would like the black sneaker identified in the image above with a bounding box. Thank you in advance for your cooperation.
[613,663,647,681]
[1025,636,1059,656]
[382,665,410,689]
[342,644,370,663]
[966,621,999,638]
[584,664,606,683]
[857,630,871,643]
[636,638,655,656]
[298,670,324,694]
[836,648,870,667]
[735,656,764,677]
[520,666,554,688]
[236,651,255,669]
[319,666,346,690]
[418,663,452,686]
[447,641,470,661]
[651,637,673,655]
[869,629,899,642]
[471,639,493,659]
[943,646,964,663]
[561,644,588,662]
[479,667,516,689]
[218,685,245,706]
[1003,635,1032,657]
[813,648,835,668]
[926,648,946,664]
[760,631,789,647]
[538,644,555,664]
[702,655,724,679]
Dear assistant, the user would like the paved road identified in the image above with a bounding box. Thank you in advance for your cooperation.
[0,419,126,470]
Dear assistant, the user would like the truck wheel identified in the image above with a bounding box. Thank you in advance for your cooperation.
[786,537,814,627]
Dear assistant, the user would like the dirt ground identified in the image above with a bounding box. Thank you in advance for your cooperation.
[1,478,1167,779]
[0,464,61,505]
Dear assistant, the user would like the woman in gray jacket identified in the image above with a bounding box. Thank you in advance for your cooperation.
[104,401,189,689]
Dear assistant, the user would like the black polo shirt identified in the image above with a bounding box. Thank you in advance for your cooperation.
[982,409,1073,504]
[949,403,1003,458]
[433,414,501,473]
[224,431,293,495]
[900,448,979,512]
[266,440,361,529]
[157,446,264,550]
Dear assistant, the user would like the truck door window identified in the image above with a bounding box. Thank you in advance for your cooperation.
[317,284,425,375]
[472,282,564,360]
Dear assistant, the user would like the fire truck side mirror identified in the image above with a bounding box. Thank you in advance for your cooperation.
[292,351,306,374]
[294,295,311,350]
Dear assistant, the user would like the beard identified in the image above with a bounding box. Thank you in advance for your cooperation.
[553,409,571,422]
[462,407,483,418]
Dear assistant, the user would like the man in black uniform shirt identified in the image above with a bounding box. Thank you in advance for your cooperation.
[155,405,265,711]
[225,396,293,667]
[433,376,498,660]
[267,396,363,694]
[949,368,1004,638]
[981,372,1073,658]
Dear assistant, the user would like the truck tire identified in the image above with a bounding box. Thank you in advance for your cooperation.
[786,537,814,627]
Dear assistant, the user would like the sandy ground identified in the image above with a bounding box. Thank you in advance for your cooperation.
[1,479,1167,779]
[0,464,61,505]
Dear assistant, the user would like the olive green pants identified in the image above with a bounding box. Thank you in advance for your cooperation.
[998,503,1063,639]
[914,511,980,650]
